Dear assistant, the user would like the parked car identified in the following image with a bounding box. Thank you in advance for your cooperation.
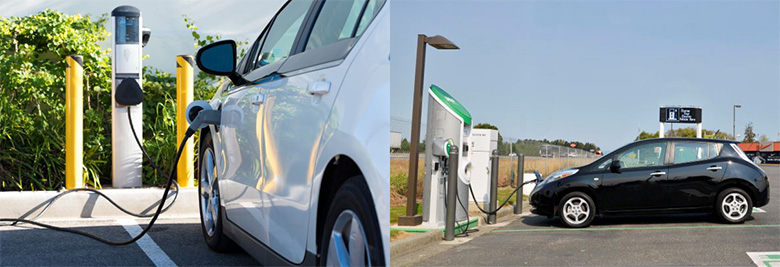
[194,0,388,265]
[530,138,770,228]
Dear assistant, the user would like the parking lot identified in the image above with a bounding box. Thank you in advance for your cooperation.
[413,165,779,266]
[0,217,258,266]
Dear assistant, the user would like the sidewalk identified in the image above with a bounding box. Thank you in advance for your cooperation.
[390,202,531,266]
[0,187,198,220]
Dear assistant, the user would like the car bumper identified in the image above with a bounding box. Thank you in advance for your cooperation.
[530,184,556,217]
[756,182,770,207]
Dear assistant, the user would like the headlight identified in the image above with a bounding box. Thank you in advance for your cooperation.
[542,169,579,184]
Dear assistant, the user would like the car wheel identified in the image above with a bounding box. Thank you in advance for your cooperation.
[198,133,237,252]
[320,176,384,266]
[558,192,595,228]
[716,188,753,223]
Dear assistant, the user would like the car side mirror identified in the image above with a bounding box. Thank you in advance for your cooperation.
[195,40,246,86]
[610,160,621,173]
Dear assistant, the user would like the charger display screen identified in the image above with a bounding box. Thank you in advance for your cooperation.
[115,16,139,44]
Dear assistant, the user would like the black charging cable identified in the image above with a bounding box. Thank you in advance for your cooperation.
[454,190,472,237]
[468,179,537,216]
[0,107,194,245]
[442,177,470,237]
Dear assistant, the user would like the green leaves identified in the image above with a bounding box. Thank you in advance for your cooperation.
[0,10,236,191]
[0,9,110,191]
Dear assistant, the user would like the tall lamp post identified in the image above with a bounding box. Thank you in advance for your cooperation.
[398,34,459,226]
[733,104,741,141]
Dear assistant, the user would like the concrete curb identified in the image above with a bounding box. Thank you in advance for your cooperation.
[390,203,529,258]
[0,187,198,220]
[390,227,441,258]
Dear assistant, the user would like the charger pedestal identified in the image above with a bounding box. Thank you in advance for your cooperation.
[422,84,472,227]
[111,6,145,188]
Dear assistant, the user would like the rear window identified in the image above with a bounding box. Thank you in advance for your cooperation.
[673,141,724,164]
[729,143,752,162]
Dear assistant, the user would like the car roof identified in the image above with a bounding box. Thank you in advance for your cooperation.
[633,137,738,144]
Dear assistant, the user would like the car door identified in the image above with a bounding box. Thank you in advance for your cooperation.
[598,141,669,211]
[220,0,384,263]
[665,141,726,209]
[218,0,316,263]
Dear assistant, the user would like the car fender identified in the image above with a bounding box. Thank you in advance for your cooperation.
[552,179,600,215]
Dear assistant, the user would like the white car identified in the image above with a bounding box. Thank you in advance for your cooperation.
[193,0,388,265]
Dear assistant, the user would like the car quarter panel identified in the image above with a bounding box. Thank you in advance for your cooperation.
[719,156,770,207]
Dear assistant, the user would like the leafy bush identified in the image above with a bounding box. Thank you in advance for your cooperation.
[0,10,112,190]
[0,10,223,190]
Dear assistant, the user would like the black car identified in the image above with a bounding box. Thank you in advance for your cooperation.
[530,138,770,228]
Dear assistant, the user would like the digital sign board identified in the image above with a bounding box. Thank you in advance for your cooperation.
[660,107,701,123]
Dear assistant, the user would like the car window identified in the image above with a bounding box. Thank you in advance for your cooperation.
[596,158,613,170]
[708,142,723,158]
[254,0,313,69]
[673,141,709,164]
[305,0,365,51]
[305,0,384,51]
[616,142,666,169]
[354,0,385,36]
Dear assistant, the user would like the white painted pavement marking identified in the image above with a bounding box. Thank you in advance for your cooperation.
[117,219,177,267]
[747,252,780,267]
[753,207,766,213]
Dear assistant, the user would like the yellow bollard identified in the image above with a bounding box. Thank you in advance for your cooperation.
[65,55,84,189]
[176,55,195,187]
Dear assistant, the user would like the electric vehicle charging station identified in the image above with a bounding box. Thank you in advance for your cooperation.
[469,128,498,206]
[422,84,472,227]
[110,6,150,188]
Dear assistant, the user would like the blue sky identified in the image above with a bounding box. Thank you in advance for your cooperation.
[390,0,780,152]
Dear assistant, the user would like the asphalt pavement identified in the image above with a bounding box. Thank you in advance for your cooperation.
[411,165,780,266]
[0,217,258,266]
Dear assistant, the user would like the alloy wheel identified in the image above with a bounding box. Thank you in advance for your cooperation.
[721,192,748,221]
[200,147,219,237]
[562,197,590,225]
[326,210,371,267]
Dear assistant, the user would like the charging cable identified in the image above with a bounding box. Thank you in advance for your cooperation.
[468,179,537,215]
[442,177,471,237]
[0,106,209,245]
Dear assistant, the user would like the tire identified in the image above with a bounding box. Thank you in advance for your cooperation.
[198,132,237,252]
[558,192,596,228]
[320,176,384,266]
[715,187,753,223]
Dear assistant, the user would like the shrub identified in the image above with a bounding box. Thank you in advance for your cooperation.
[0,10,223,190]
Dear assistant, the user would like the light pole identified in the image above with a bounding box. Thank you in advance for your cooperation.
[733,104,741,141]
[399,34,459,226]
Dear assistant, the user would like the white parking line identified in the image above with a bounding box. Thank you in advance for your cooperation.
[747,252,780,267]
[753,207,766,213]
[117,219,177,267]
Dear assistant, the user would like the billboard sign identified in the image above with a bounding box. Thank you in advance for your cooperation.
[660,107,701,123]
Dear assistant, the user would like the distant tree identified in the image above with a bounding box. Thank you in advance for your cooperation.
[473,123,498,130]
[636,128,733,140]
[743,122,757,142]
[400,138,410,153]
[759,135,770,142]
[635,131,660,140]
[703,129,733,140]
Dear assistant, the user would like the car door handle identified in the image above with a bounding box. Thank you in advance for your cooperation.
[650,171,666,177]
[706,166,722,171]
[308,80,331,95]
[251,93,265,105]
